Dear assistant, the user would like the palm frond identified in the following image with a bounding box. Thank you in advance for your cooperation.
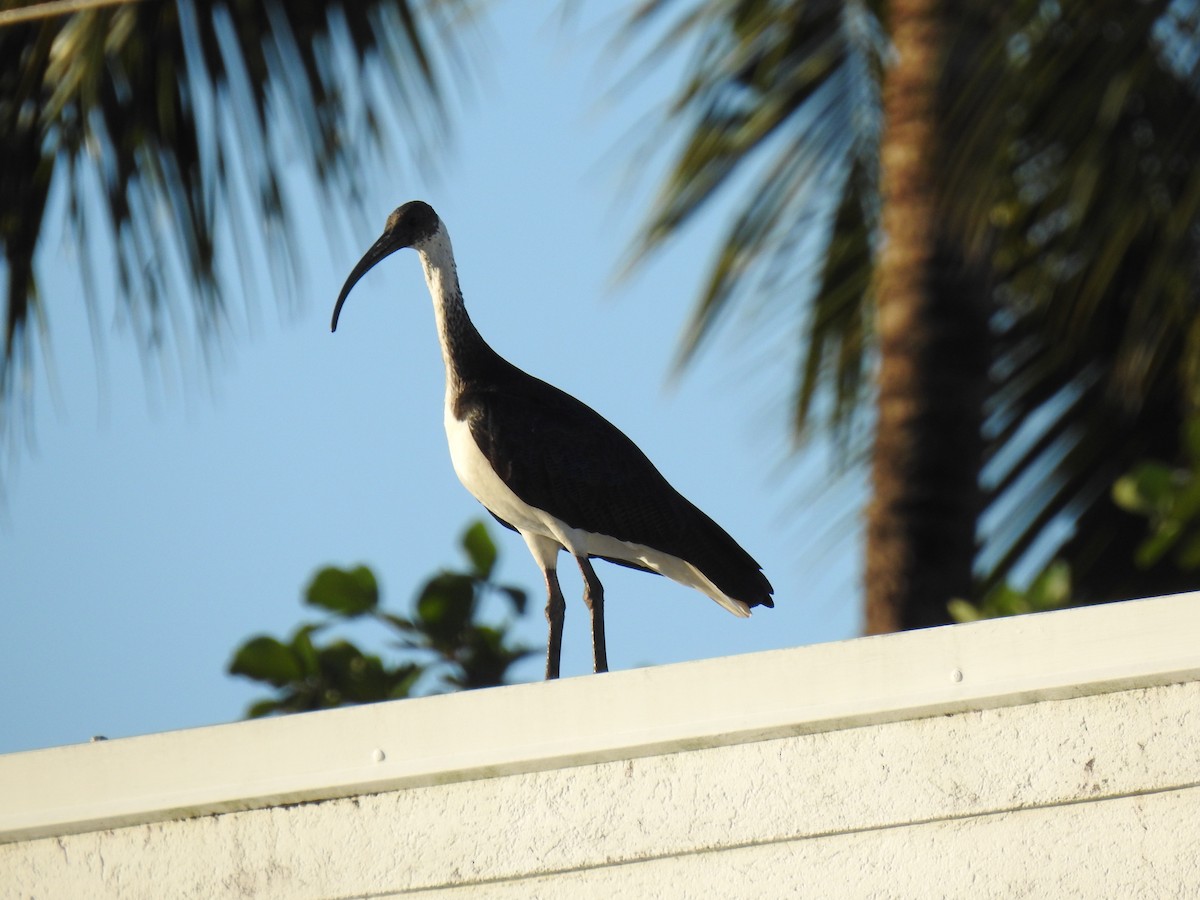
[621,0,884,442]
[961,0,1200,596]
[628,0,1200,606]
[0,0,483,419]
[793,154,873,445]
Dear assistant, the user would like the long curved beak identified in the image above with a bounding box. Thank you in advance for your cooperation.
[330,231,408,332]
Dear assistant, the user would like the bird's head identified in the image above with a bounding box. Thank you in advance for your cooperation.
[331,200,441,331]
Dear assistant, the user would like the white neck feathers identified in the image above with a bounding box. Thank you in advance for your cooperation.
[414,223,482,390]
[416,224,459,307]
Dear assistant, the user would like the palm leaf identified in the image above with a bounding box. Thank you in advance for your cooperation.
[627,0,1200,609]
[961,0,1200,596]
[621,0,884,444]
[0,0,483,422]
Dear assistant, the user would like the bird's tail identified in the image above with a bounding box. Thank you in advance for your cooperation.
[682,502,775,613]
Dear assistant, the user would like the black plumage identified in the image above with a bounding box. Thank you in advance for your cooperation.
[458,374,773,607]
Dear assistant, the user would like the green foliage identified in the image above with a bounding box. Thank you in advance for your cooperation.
[622,0,884,446]
[948,561,1072,624]
[229,522,532,717]
[306,566,380,617]
[2,0,481,411]
[1113,419,1200,570]
[229,628,423,718]
[955,417,1200,625]
[626,0,1200,610]
[461,519,498,577]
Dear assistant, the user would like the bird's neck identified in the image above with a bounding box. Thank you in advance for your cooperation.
[416,226,500,395]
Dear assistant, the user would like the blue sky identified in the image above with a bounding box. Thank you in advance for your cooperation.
[1,4,863,755]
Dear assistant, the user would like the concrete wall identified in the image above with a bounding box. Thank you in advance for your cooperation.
[3,593,1199,898]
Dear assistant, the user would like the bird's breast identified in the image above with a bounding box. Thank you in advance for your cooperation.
[444,402,545,533]
[442,400,627,561]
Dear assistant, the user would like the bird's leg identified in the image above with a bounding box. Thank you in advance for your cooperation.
[575,556,608,674]
[542,567,566,680]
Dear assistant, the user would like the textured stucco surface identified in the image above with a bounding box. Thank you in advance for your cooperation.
[5,678,1198,899]
[425,789,1199,899]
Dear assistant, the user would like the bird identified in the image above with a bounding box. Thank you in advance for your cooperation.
[331,200,773,679]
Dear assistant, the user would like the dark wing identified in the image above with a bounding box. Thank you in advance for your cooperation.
[456,372,773,608]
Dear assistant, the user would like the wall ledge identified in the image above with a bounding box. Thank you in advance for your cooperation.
[3,591,1199,845]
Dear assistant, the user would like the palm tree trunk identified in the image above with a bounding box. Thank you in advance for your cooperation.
[866,0,988,633]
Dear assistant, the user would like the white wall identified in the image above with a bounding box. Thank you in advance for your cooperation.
[4,593,1200,898]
